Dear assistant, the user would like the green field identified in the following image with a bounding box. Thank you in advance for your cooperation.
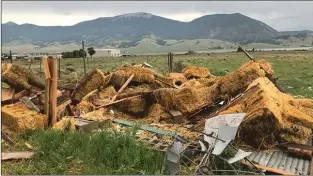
[10,50,313,98]
[2,50,313,175]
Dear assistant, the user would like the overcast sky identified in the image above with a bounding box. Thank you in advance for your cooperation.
[2,1,313,31]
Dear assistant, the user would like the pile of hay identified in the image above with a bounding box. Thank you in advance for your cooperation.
[114,97,148,116]
[182,66,213,79]
[2,102,48,133]
[83,108,114,123]
[168,73,188,87]
[99,86,116,100]
[52,118,76,132]
[215,59,273,100]
[152,87,202,114]
[147,103,172,122]
[73,69,111,102]
[110,66,155,88]
[219,77,313,149]
[1,63,45,90]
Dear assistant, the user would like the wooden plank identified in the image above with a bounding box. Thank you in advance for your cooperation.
[2,87,15,101]
[110,74,134,102]
[56,99,71,112]
[238,46,255,61]
[2,152,34,161]
[41,56,51,79]
[12,90,30,100]
[241,161,290,175]
[48,57,58,126]
[95,95,141,109]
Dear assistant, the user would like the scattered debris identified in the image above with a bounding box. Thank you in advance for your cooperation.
[1,53,313,175]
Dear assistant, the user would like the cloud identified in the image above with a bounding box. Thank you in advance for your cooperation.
[2,1,313,30]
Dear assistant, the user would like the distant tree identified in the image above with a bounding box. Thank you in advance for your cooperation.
[87,47,96,59]
[78,49,87,58]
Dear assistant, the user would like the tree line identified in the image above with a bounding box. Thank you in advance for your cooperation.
[62,47,96,59]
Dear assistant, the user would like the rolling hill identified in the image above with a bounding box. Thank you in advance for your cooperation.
[2,12,312,53]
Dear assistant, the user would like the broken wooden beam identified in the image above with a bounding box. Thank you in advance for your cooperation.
[110,74,134,102]
[2,151,34,161]
[95,94,142,109]
[238,46,255,61]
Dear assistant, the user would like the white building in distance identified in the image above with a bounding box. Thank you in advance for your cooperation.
[94,49,122,57]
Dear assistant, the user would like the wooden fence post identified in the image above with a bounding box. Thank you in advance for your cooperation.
[168,52,173,73]
[10,50,12,63]
[82,41,86,75]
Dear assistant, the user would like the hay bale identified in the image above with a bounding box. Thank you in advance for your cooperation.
[182,66,212,79]
[73,69,111,102]
[1,63,45,90]
[215,59,272,99]
[168,73,188,87]
[115,97,147,115]
[52,118,76,132]
[219,77,313,149]
[76,89,99,113]
[99,86,116,99]
[148,103,172,122]
[152,87,203,114]
[110,66,155,88]
[2,102,48,133]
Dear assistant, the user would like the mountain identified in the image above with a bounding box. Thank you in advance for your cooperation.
[2,12,279,47]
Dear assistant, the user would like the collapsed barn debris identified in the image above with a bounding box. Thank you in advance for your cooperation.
[1,55,313,175]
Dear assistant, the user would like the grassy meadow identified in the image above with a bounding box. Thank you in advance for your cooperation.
[2,50,313,174]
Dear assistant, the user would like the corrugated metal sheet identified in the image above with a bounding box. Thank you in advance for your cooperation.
[247,150,311,175]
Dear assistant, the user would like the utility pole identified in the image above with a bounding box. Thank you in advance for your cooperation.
[82,41,86,75]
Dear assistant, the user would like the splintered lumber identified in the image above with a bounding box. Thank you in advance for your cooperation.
[1,63,45,90]
[12,90,30,100]
[48,57,57,126]
[2,102,48,132]
[2,152,34,161]
[2,87,15,102]
[238,46,255,61]
[1,132,14,146]
[95,95,142,109]
[110,74,134,102]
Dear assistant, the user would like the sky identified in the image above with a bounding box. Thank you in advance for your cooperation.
[2,1,313,31]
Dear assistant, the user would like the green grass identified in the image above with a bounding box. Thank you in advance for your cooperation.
[2,129,165,175]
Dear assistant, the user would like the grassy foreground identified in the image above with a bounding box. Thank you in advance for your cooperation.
[2,129,165,175]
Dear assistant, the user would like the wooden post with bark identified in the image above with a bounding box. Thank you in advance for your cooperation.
[42,56,50,126]
[48,56,58,126]
[168,52,173,73]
